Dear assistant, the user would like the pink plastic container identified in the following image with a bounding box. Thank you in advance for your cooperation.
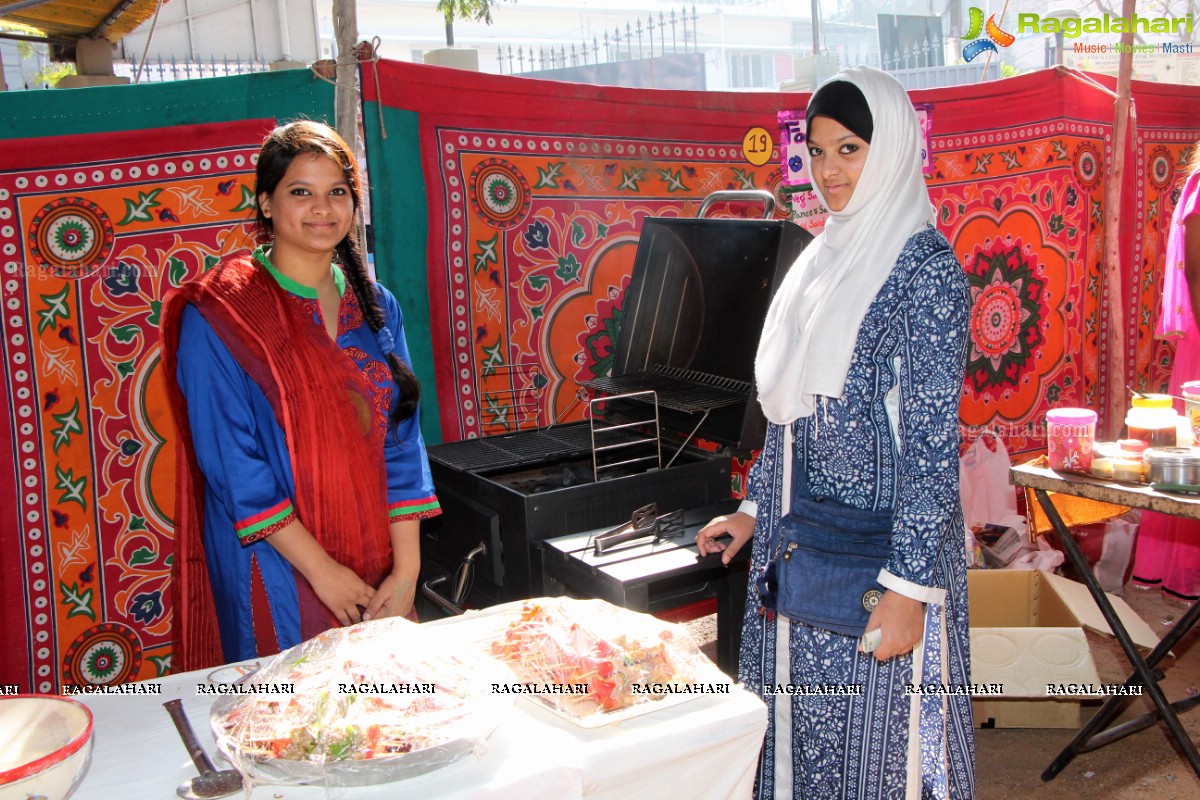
[1046,407,1098,473]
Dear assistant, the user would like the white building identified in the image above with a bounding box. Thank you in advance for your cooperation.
[349,0,888,89]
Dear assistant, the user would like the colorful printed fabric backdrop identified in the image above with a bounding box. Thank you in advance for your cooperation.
[3,62,1198,692]
[361,62,814,460]
[0,72,333,692]
[363,63,1200,463]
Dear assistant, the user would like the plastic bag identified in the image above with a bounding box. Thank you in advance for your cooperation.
[1093,511,1140,594]
[1009,535,1065,572]
[485,598,720,727]
[209,616,509,788]
[960,431,1018,531]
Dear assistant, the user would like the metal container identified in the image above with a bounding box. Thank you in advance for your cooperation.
[1144,446,1200,486]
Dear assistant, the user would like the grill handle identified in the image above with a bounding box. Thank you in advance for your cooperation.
[421,575,466,616]
[697,189,776,220]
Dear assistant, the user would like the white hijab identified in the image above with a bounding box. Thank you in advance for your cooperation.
[755,66,935,425]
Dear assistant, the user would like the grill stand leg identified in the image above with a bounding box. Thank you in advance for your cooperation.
[716,563,749,677]
[1034,489,1200,782]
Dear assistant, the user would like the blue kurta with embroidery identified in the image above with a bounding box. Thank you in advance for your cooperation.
[175,249,439,661]
[740,227,975,799]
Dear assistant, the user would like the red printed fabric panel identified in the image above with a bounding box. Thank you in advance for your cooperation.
[0,121,268,692]
[1132,132,1200,395]
[930,123,1108,458]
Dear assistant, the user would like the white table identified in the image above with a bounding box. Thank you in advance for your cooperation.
[70,611,767,800]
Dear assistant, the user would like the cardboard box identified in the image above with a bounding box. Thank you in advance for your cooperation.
[968,570,1159,729]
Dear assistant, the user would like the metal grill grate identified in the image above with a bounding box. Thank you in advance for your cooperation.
[428,424,653,473]
[581,364,750,414]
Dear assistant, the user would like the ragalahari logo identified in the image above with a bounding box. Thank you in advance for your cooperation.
[962,7,1015,62]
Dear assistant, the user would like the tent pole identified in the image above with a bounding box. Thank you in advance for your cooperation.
[1102,0,1136,440]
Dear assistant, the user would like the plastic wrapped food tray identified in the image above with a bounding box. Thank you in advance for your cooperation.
[209,615,509,787]
[477,597,730,728]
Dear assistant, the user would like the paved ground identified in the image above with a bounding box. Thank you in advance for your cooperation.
[683,581,1200,799]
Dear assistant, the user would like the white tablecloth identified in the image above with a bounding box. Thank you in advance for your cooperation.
[70,612,767,800]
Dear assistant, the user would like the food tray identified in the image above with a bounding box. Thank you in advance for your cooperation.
[209,616,510,787]
[468,597,732,729]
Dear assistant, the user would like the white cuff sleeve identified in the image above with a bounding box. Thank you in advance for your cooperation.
[878,569,946,605]
[737,499,758,519]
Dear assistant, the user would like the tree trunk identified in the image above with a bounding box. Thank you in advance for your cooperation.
[332,0,359,154]
[445,20,455,48]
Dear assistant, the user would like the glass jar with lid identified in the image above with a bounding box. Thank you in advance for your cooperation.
[1125,394,1178,448]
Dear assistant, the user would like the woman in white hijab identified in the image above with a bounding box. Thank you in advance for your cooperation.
[698,66,975,799]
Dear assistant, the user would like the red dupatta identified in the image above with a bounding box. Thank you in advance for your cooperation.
[160,255,392,671]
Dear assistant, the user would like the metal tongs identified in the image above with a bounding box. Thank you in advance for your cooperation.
[591,502,685,555]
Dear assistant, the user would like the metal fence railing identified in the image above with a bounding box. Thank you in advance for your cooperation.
[114,55,273,83]
[497,6,700,75]
[768,36,949,74]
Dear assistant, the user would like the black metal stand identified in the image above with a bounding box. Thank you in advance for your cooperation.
[716,561,749,675]
[1030,488,1200,781]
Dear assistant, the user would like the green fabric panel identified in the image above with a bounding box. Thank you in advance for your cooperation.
[362,101,441,445]
[0,69,333,139]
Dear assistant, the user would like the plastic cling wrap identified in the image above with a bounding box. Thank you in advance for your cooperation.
[209,616,508,787]
[485,598,723,727]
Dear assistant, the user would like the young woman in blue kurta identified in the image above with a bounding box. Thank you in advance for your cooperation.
[175,246,439,661]
[163,121,439,668]
[697,67,974,798]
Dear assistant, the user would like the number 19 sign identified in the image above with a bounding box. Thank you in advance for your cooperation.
[778,104,934,189]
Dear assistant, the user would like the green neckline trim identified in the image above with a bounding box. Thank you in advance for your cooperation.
[253,245,345,298]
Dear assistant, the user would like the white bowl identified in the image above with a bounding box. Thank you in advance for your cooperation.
[0,696,93,800]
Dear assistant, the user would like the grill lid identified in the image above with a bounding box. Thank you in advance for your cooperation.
[582,199,813,451]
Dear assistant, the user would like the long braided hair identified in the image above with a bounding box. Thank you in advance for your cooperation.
[253,120,420,429]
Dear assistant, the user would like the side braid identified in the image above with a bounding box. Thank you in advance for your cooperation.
[335,237,421,429]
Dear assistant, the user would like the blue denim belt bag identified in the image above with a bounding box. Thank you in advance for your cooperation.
[775,495,892,636]
[758,431,894,637]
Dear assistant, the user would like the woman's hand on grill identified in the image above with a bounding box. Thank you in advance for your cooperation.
[696,512,755,564]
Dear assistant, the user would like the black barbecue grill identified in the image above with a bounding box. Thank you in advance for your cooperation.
[419,191,814,616]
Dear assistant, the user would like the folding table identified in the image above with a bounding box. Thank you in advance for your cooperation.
[1010,460,1200,780]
